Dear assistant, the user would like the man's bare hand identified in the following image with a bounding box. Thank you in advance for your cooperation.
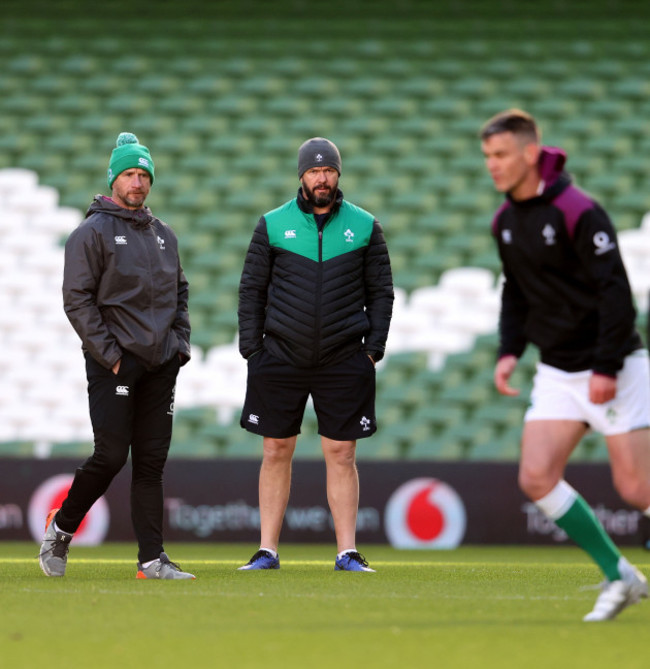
[494,355,520,396]
[589,373,617,404]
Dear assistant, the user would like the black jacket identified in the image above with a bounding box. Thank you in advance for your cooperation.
[63,195,191,370]
[492,148,641,375]
[238,189,394,368]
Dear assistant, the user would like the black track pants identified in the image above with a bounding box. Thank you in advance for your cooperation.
[57,351,180,563]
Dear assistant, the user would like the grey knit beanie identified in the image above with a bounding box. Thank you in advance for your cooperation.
[298,137,341,178]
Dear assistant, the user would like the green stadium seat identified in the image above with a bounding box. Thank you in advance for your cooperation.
[104,93,150,116]
[557,116,604,140]
[529,97,579,120]
[209,94,258,118]
[6,54,45,75]
[180,116,230,139]
[572,432,608,461]
[0,442,40,457]
[610,78,650,101]
[410,403,466,433]
[584,173,633,201]
[0,134,38,157]
[221,429,264,458]
[2,94,47,115]
[442,422,499,456]
[186,75,234,98]
[158,95,205,117]
[451,77,497,101]
[585,135,632,160]
[502,78,551,102]
[405,437,465,460]
[564,153,606,179]
[292,77,339,98]
[466,425,521,460]
[588,99,631,121]
[425,59,466,81]
[613,154,648,180]
[557,78,605,101]
[324,58,363,80]
[239,75,286,98]
[612,117,650,140]
[443,190,496,215]
[472,402,524,433]
[422,97,471,118]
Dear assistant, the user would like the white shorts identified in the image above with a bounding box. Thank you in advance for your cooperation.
[524,349,650,436]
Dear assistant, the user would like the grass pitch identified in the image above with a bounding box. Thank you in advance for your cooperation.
[0,543,648,669]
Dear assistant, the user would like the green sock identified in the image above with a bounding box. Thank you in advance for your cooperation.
[554,494,621,581]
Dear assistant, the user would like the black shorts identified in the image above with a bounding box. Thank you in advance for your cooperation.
[240,349,377,441]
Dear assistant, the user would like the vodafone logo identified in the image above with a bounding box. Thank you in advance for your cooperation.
[384,477,466,549]
[28,474,110,545]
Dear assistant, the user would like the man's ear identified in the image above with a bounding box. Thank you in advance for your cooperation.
[524,142,541,168]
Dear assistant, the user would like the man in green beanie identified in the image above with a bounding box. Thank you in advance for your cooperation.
[39,133,195,580]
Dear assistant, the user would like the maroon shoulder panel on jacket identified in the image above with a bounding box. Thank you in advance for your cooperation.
[551,185,594,240]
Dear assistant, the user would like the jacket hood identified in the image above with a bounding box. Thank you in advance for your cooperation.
[538,146,567,188]
[502,146,571,211]
[86,195,155,229]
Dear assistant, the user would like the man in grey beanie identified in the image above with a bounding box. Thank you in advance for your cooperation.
[238,137,394,572]
[297,137,342,183]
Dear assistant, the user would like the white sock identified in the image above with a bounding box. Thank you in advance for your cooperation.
[534,480,577,520]
[337,549,357,560]
[260,547,278,558]
[52,520,72,536]
[141,559,158,568]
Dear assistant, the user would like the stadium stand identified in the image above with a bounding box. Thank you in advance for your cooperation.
[0,0,648,460]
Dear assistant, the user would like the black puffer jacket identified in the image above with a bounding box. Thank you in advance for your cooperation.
[238,189,393,368]
[63,195,191,370]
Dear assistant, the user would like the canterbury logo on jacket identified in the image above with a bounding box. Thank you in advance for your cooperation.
[238,188,394,368]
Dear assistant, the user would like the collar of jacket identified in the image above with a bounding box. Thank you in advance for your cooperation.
[86,194,154,230]
[506,145,572,209]
[296,187,344,220]
[506,174,572,208]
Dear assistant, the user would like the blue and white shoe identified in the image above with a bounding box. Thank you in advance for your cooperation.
[238,549,280,570]
[335,551,375,572]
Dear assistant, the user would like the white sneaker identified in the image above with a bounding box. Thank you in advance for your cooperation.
[583,557,648,621]
[38,508,73,577]
[136,552,195,580]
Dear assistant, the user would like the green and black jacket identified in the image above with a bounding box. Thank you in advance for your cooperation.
[238,189,394,368]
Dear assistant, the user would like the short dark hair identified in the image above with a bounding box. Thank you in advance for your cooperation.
[480,109,540,143]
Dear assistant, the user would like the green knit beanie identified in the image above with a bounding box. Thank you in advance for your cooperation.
[107,132,155,188]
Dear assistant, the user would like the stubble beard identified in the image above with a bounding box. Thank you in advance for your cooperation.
[302,182,337,209]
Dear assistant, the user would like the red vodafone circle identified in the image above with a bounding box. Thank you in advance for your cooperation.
[384,477,466,549]
[28,474,109,545]
[406,487,446,541]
